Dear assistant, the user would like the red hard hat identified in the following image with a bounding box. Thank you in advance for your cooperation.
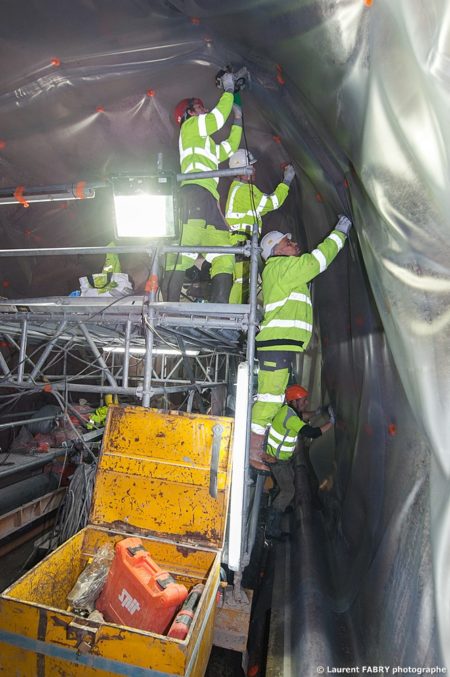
[285,384,309,402]
[173,97,204,125]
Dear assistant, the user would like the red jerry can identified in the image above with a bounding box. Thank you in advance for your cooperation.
[96,536,188,634]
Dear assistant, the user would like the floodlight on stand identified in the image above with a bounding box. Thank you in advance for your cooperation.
[112,175,177,239]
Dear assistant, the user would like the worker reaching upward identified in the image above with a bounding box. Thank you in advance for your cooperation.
[250,215,353,455]
[225,150,295,303]
[163,71,245,303]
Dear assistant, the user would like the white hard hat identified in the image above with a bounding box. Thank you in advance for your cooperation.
[260,231,292,261]
[229,149,257,169]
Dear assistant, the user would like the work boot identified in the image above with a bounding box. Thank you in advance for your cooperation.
[210,273,232,304]
[161,271,185,302]
[265,508,284,540]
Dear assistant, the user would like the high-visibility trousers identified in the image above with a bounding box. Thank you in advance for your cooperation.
[229,258,249,303]
[165,185,234,278]
[250,350,295,435]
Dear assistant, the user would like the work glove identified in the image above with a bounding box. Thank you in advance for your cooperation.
[220,72,235,93]
[283,163,295,185]
[335,214,352,236]
[232,103,242,122]
[328,405,336,425]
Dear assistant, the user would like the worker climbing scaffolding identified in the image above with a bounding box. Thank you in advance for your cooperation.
[250,215,352,463]
[162,68,250,303]
[225,149,295,303]
[264,384,334,539]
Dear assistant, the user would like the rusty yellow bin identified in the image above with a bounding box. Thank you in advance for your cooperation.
[0,406,234,676]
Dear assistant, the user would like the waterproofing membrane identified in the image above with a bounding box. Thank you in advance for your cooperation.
[0,0,449,672]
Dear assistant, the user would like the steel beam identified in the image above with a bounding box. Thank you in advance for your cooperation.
[77,321,118,388]
[0,488,65,541]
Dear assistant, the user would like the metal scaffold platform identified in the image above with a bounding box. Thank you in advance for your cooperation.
[0,225,261,576]
[0,295,255,408]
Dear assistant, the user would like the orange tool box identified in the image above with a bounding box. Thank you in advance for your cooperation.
[97,536,188,634]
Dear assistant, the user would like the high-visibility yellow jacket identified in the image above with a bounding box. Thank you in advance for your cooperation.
[225,180,290,238]
[256,229,347,352]
[179,92,242,200]
[266,405,303,461]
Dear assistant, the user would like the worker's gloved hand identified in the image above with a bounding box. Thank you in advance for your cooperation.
[328,405,336,425]
[220,72,235,93]
[232,103,242,121]
[335,214,352,236]
[283,164,296,185]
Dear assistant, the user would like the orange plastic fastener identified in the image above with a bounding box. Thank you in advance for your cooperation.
[248,665,259,677]
[272,135,281,144]
[51,57,61,67]
[0,140,5,149]
[14,186,29,208]
[364,0,373,6]
[388,423,397,436]
[96,106,105,113]
[191,17,200,25]
[43,384,53,392]
[74,181,87,200]
[146,89,155,97]
[145,274,159,294]
[276,64,286,85]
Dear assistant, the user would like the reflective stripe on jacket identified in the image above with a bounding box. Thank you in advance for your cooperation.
[225,180,289,236]
[266,405,304,460]
[256,229,346,352]
[179,92,242,200]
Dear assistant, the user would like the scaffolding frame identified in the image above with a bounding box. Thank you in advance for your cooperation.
[0,226,260,577]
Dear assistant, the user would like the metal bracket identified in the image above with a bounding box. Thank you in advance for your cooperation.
[209,423,223,499]
[67,618,101,655]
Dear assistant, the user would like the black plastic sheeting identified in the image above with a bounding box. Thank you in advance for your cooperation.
[0,1,448,672]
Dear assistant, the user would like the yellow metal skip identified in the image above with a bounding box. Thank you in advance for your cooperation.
[0,407,234,676]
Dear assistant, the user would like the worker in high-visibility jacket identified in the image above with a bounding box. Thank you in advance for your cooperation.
[87,394,118,430]
[225,149,295,303]
[250,214,352,457]
[163,71,244,303]
[264,384,334,539]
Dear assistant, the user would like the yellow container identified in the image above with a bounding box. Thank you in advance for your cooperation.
[0,406,234,676]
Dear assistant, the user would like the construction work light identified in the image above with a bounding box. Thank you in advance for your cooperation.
[112,175,177,239]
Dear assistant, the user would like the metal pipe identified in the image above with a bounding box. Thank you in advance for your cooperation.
[242,222,260,565]
[0,168,250,201]
[0,244,248,258]
[0,415,59,432]
[122,320,131,388]
[28,319,68,382]
[244,472,265,567]
[0,350,11,377]
[0,180,107,198]
[0,449,66,481]
[0,381,224,396]
[17,318,28,383]
[4,334,36,373]
[77,321,118,388]
[142,256,159,407]
[176,166,253,182]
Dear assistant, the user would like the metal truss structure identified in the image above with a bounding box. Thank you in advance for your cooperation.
[0,221,261,579]
[0,295,248,412]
